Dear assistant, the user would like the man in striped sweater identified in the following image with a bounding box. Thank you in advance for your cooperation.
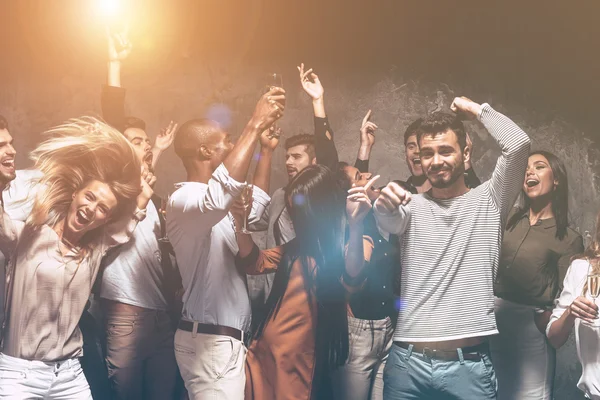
[374,96,531,399]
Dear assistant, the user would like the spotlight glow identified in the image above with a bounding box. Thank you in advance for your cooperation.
[95,0,121,18]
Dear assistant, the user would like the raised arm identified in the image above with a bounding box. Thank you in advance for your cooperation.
[451,97,531,223]
[101,27,131,131]
[355,109,377,173]
[225,87,285,182]
[298,63,339,171]
[373,181,412,235]
[151,121,178,170]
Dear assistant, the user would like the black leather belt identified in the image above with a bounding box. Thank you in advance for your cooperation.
[394,341,488,362]
[178,320,244,342]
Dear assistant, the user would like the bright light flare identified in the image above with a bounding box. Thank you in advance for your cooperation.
[95,0,121,18]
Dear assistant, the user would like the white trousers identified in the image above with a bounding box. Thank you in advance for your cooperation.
[331,316,394,400]
[0,353,92,399]
[174,328,246,400]
[490,297,556,400]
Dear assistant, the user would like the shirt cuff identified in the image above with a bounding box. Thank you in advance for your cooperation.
[251,186,271,207]
[212,163,245,198]
[133,208,147,222]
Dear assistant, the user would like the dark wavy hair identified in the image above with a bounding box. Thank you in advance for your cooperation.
[507,150,569,240]
[253,165,349,373]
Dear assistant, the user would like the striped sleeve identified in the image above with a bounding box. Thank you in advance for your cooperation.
[478,104,531,224]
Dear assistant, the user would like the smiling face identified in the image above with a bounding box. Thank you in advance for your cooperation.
[0,128,16,184]
[124,127,153,170]
[65,180,118,239]
[405,134,423,177]
[419,129,468,189]
[524,153,557,200]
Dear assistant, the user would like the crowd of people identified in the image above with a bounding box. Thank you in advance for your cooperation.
[0,29,598,400]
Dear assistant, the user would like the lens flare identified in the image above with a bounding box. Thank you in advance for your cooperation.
[206,104,232,129]
[292,194,305,206]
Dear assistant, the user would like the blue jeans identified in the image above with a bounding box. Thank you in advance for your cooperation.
[383,343,497,400]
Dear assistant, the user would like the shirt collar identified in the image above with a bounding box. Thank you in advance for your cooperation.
[517,211,557,229]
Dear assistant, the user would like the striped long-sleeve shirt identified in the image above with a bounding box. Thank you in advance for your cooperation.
[375,104,531,342]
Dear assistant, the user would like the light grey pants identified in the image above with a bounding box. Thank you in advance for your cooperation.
[331,316,394,400]
[490,297,556,400]
[0,353,92,399]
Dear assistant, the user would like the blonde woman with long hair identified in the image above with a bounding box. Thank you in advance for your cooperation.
[547,210,600,399]
[0,117,154,399]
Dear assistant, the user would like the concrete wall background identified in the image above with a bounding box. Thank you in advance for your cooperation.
[2,1,600,398]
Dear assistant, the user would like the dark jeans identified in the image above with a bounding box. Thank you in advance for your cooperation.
[105,308,179,400]
[79,309,111,399]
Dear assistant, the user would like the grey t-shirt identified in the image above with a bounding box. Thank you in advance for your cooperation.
[100,201,169,310]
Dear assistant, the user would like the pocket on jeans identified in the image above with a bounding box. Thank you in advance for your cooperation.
[212,337,241,380]
[174,343,196,357]
[107,321,134,337]
[478,353,498,393]
[387,346,409,371]
[0,368,26,380]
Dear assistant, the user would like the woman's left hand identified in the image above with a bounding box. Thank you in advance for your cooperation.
[346,175,380,226]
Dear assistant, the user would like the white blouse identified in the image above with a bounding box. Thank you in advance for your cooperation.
[548,259,600,399]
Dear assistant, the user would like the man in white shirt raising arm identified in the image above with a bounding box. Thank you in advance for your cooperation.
[166,87,284,400]
[374,97,531,399]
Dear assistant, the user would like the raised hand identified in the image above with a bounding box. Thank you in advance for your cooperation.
[347,175,380,226]
[251,87,285,131]
[569,296,599,324]
[260,125,281,151]
[137,166,156,210]
[107,26,132,62]
[231,189,253,231]
[450,96,483,120]
[360,110,377,149]
[154,121,178,152]
[298,63,324,101]
[374,181,412,214]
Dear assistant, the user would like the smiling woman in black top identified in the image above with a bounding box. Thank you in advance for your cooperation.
[491,150,584,400]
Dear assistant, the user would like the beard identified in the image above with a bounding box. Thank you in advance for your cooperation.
[0,170,16,184]
[427,161,465,189]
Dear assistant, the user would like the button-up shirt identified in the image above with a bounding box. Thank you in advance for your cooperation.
[495,210,584,307]
[167,164,270,332]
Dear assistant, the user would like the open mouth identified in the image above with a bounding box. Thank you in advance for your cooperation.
[287,168,297,175]
[1,158,15,170]
[412,158,421,166]
[75,210,91,226]
[144,152,153,165]
[526,179,540,188]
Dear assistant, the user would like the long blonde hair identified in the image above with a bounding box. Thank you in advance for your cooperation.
[26,117,141,245]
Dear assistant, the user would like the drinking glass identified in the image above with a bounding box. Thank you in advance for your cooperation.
[158,193,171,243]
[585,273,600,327]
[239,184,253,234]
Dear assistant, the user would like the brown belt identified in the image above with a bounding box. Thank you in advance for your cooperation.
[394,341,488,362]
[178,320,244,342]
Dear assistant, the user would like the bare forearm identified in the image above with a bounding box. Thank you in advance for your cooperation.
[151,148,163,169]
[547,311,575,349]
[108,61,122,87]
[253,149,273,193]
[224,120,262,182]
[312,98,326,119]
[345,225,365,278]
[357,145,372,162]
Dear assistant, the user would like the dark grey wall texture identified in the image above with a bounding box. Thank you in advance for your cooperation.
[1,1,599,398]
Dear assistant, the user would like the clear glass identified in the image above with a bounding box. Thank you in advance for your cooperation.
[158,193,171,243]
[584,274,600,327]
[239,184,253,234]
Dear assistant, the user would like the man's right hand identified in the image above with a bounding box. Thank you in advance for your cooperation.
[374,181,412,214]
[251,87,285,132]
[107,26,132,62]
[450,96,483,120]
[360,109,377,149]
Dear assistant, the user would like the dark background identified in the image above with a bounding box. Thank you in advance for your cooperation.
[1,1,599,398]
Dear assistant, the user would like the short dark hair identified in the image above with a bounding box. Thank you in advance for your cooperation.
[403,118,423,145]
[173,118,221,160]
[284,134,316,160]
[417,112,467,150]
[123,116,146,132]
[0,115,8,130]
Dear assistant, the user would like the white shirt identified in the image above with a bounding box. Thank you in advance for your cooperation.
[100,200,170,310]
[166,164,270,332]
[548,259,600,399]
